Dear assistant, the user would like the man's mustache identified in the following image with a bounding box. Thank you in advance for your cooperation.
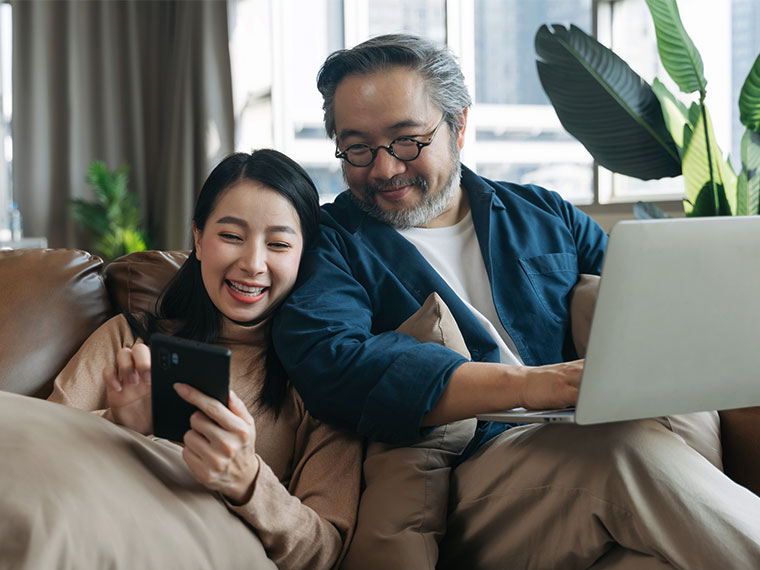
[366,176,429,196]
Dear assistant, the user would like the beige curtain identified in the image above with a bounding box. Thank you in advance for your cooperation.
[11,0,234,250]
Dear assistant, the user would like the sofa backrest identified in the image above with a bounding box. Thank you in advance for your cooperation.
[0,249,111,398]
[0,249,189,398]
[104,250,189,314]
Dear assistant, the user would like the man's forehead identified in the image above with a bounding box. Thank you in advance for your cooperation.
[333,70,437,139]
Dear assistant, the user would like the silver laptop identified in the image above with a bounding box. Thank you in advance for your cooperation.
[478,216,760,425]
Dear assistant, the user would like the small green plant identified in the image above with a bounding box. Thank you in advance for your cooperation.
[69,161,150,260]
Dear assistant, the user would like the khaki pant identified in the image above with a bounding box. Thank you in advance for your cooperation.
[345,411,760,570]
[440,412,759,570]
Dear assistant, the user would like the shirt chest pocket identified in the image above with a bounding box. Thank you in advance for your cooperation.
[518,252,578,323]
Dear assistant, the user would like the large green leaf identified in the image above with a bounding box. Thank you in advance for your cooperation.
[687,182,732,217]
[651,78,692,155]
[736,129,760,215]
[645,0,707,96]
[739,52,760,133]
[535,24,681,180]
[682,106,737,215]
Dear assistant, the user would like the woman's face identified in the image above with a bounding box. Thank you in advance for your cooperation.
[193,180,304,326]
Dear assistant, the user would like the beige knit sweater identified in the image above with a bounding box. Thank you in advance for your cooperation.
[48,314,362,570]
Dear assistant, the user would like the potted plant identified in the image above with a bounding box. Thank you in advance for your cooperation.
[534,0,760,218]
[69,161,150,261]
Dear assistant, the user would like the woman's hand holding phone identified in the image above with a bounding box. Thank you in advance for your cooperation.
[102,344,153,435]
[174,384,259,505]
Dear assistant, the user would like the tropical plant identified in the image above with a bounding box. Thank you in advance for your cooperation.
[69,161,150,260]
[535,0,760,218]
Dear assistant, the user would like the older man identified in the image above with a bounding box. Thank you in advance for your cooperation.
[273,34,760,570]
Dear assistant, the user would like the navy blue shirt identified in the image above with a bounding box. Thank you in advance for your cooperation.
[273,166,608,445]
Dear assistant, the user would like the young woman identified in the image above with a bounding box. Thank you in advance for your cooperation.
[45,150,362,570]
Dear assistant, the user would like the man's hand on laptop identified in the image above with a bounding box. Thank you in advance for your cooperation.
[423,359,583,426]
[515,359,583,410]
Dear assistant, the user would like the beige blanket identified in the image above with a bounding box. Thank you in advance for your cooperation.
[0,391,276,570]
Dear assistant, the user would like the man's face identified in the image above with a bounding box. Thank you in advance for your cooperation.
[332,67,466,229]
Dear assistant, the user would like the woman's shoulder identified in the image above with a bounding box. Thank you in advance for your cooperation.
[91,314,141,347]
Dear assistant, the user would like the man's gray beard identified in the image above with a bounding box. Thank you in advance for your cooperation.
[346,160,462,230]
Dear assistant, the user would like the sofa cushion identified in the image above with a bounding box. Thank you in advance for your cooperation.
[0,249,111,398]
[104,250,189,314]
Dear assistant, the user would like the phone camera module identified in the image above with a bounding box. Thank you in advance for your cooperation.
[159,348,170,370]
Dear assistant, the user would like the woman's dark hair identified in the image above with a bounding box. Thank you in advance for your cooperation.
[126,149,320,415]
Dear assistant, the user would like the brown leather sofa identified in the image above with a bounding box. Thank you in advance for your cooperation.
[1,247,758,497]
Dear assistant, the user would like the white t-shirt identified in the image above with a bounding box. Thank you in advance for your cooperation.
[398,212,523,365]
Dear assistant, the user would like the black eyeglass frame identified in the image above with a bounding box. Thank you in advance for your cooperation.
[334,115,447,167]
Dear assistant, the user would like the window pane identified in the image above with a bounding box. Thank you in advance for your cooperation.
[368,0,446,44]
[290,0,343,134]
[474,0,591,105]
[302,164,346,204]
[229,0,274,151]
[473,0,594,204]
[0,2,11,240]
[732,0,760,162]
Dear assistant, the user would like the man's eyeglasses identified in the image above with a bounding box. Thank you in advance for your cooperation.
[335,115,446,168]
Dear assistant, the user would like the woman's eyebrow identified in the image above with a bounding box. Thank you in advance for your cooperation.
[268,225,298,235]
[216,216,297,235]
[215,215,247,227]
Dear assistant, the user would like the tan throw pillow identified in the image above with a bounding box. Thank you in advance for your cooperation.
[395,292,470,359]
[342,292,476,570]
[569,274,600,358]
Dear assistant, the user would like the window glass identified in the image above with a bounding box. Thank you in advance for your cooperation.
[731,0,760,162]
[0,2,12,240]
[368,0,446,44]
[228,0,274,152]
[474,0,591,106]
[473,0,594,204]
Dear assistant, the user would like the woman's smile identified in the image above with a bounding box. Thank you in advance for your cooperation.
[225,279,268,304]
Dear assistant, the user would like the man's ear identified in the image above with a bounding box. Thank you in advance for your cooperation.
[455,108,468,151]
[192,222,202,262]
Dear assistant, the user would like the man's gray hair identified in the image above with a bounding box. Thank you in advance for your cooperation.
[317,34,472,141]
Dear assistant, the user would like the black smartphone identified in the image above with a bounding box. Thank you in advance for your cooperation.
[150,333,231,442]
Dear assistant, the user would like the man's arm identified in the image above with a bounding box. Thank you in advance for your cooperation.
[273,228,469,444]
[422,359,583,426]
